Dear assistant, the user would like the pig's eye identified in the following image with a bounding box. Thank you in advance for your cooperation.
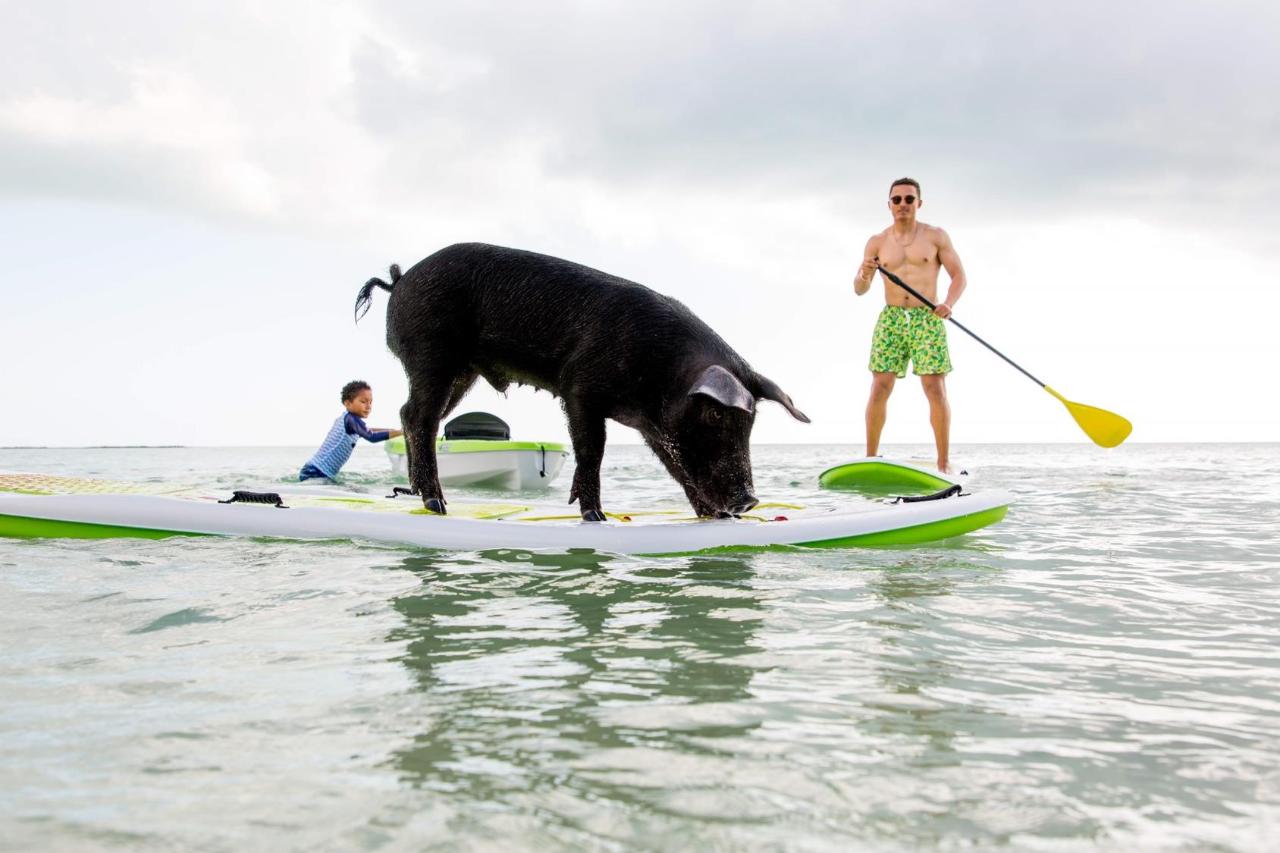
[704,408,722,424]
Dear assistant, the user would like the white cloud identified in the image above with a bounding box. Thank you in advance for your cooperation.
[6,1,1277,242]
[1,67,282,215]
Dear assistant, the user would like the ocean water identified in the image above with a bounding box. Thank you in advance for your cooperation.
[1,442,1278,851]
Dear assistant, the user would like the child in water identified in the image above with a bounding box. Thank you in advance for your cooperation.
[299,380,403,482]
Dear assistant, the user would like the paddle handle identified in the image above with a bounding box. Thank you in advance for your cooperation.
[875,263,1047,389]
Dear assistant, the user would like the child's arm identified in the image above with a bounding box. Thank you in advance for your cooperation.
[345,414,399,443]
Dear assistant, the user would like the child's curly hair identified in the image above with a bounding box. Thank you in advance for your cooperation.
[341,380,371,403]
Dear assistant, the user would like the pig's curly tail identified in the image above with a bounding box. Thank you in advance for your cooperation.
[354,263,402,323]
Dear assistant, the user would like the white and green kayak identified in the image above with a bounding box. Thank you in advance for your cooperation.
[384,435,568,490]
[385,412,569,489]
[0,472,1011,556]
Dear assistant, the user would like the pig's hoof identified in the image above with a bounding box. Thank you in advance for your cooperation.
[425,498,447,514]
[581,509,607,522]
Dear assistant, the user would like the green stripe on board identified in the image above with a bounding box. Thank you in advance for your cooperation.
[644,504,1009,557]
[797,504,1008,548]
[0,504,1008,552]
[0,514,207,541]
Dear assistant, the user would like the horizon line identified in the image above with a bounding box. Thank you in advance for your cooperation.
[3,441,1278,450]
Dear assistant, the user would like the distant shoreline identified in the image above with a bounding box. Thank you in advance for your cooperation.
[0,445,187,450]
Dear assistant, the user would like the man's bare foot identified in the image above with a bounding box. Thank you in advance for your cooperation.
[937,460,953,475]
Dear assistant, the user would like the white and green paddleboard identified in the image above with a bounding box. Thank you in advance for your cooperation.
[818,458,967,495]
[0,472,1010,555]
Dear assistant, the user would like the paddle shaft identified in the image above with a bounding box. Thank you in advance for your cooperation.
[875,264,1047,389]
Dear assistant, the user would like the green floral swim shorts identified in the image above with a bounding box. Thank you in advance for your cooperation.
[869,305,953,377]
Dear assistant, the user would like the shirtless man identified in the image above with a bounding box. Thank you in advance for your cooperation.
[854,177,967,473]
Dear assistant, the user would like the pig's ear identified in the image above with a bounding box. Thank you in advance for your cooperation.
[755,374,811,423]
[687,365,756,414]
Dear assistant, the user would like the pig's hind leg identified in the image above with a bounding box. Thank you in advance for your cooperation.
[401,368,477,515]
[564,397,608,522]
[398,370,477,498]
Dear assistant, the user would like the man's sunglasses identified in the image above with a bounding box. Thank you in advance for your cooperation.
[890,195,917,205]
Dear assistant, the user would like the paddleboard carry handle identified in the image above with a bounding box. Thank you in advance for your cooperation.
[219,490,288,508]
[891,484,963,504]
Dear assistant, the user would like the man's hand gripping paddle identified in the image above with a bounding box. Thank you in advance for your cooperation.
[875,263,1132,447]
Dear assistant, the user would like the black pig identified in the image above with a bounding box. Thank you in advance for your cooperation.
[354,243,809,520]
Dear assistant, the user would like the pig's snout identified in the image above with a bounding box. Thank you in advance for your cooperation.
[728,494,758,516]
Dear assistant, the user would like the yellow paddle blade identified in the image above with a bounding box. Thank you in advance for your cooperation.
[1045,386,1132,447]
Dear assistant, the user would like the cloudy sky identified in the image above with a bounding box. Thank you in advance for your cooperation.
[2,0,1277,449]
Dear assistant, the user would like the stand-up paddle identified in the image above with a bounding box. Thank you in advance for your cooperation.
[876,263,1132,447]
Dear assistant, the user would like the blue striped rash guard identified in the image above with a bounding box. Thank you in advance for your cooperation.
[299,412,392,480]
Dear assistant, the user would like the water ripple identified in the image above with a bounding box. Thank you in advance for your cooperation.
[2,443,1279,849]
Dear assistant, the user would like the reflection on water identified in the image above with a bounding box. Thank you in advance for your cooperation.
[864,565,963,759]
[2,444,1279,849]
[387,550,764,803]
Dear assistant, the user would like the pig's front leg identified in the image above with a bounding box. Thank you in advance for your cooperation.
[564,397,607,522]
[401,399,446,514]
